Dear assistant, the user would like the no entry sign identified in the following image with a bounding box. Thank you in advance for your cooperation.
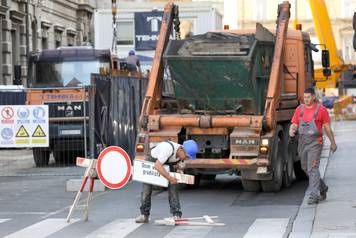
[96,146,132,189]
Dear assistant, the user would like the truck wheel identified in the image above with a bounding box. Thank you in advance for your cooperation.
[54,151,77,165]
[261,129,284,192]
[202,174,216,180]
[282,124,295,188]
[282,147,294,188]
[294,160,308,181]
[33,148,50,167]
[241,179,261,192]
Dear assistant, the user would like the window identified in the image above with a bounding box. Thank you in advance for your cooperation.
[117,21,134,45]
[253,0,266,21]
[42,38,48,49]
[343,34,356,61]
[342,0,355,18]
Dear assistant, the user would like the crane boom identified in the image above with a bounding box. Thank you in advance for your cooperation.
[308,0,352,89]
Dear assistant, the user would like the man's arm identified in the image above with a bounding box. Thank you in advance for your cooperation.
[154,160,178,184]
[323,122,337,152]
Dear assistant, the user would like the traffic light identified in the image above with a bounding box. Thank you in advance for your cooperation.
[353,12,356,51]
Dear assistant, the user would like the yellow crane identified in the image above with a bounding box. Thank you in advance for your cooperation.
[295,0,352,89]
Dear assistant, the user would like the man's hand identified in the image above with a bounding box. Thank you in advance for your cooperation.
[331,142,337,153]
[323,123,337,153]
[169,176,178,185]
[289,124,298,137]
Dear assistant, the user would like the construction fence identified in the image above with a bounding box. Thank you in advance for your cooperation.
[0,75,148,176]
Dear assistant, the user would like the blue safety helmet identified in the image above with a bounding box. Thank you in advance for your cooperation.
[183,140,199,160]
[128,50,135,56]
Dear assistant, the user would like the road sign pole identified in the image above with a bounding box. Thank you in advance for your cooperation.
[67,146,131,222]
[66,159,96,223]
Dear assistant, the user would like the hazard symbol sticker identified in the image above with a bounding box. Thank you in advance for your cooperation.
[1,107,14,120]
[16,125,30,138]
[32,125,46,137]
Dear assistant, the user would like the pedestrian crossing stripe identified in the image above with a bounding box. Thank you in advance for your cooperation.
[32,125,46,137]
[15,125,29,138]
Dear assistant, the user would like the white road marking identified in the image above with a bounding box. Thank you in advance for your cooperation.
[85,218,142,238]
[164,226,212,238]
[243,218,290,238]
[3,218,79,238]
[0,219,10,224]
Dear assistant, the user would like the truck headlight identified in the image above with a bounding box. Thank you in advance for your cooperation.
[261,139,269,146]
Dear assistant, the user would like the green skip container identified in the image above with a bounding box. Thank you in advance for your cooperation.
[163,24,275,115]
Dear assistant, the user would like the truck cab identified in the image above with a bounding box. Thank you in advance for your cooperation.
[27,47,111,166]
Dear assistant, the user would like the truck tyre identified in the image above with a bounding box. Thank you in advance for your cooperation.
[54,151,77,165]
[33,148,50,167]
[282,124,295,188]
[202,174,216,180]
[294,160,308,181]
[261,128,284,192]
[241,179,261,192]
[282,143,294,188]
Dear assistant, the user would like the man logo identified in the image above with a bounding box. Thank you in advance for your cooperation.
[57,104,82,117]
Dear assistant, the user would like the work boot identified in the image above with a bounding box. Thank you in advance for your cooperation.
[307,195,319,205]
[173,215,181,220]
[135,214,149,223]
[319,186,329,202]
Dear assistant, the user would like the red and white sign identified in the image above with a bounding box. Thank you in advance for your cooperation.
[1,107,14,120]
[96,146,132,189]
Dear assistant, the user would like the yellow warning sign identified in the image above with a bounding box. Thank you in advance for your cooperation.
[32,125,46,137]
[16,125,29,137]
[15,139,30,144]
[32,138,46,144]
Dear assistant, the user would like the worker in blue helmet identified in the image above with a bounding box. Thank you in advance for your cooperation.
[135,140,198,223]
[125,49,141,73]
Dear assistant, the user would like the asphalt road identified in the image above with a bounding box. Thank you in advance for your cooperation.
[0,166,307,238]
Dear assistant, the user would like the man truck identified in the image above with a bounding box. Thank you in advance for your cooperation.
[27,47,111,166]
[135,1,330,192]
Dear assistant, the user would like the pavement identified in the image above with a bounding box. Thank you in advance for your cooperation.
[1,120,356,237]
[290,120,356,238]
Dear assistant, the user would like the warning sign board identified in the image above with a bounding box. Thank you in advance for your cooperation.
[16,125,30,137]
[0,105,48,148]
[32,125,46,137]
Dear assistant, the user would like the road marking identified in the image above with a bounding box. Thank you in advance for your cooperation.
[3,218,79,238]
[0,212,48,215]
[164,226,212,238]
[85,218,142,238]
[243,218,290,238]
[0,219,10,224]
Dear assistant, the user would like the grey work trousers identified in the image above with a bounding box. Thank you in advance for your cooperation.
[139,183,182,217]
[298,137,328,197]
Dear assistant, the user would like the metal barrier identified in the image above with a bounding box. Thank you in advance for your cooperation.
[0,74,149,176]
[0,87,87,176]
[90,74,148,160]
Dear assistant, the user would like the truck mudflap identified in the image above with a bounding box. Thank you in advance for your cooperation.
[184,158,257,169]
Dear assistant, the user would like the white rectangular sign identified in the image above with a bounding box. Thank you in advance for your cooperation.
[132,160,170,187]
[0,105,49,148]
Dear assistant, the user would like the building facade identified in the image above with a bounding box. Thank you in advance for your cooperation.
[0,0,94,86]
[93,0,223,72]
[235,0,356,65]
